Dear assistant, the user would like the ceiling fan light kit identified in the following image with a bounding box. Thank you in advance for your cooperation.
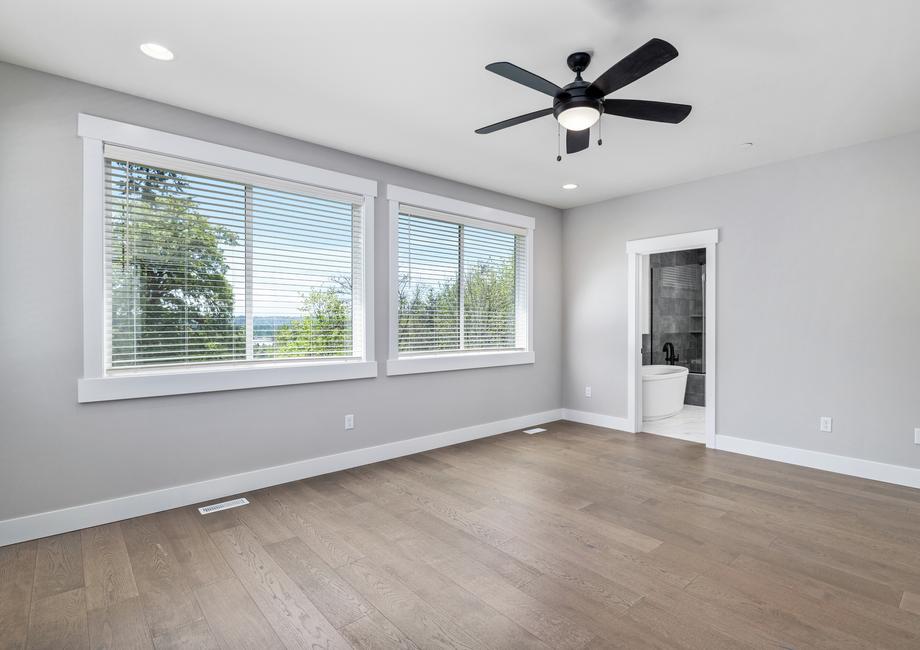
[476,38,692,157]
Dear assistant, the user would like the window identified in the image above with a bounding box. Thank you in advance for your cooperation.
[386,186,534,376]
[79,116,376,402]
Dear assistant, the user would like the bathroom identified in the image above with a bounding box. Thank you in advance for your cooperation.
[640,247,706,442]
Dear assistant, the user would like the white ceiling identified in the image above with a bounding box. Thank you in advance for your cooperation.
[2,0,919,209]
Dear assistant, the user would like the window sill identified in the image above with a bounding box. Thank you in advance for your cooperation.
[78,360,378,403]
[385,350,534,376]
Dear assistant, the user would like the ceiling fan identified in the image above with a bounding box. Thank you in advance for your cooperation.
[475,38,691,157]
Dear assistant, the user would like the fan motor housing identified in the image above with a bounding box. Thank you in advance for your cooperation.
[553,81,604,121]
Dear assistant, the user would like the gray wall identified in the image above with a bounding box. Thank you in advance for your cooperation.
[0,63,563,521]
[563,130,920,469]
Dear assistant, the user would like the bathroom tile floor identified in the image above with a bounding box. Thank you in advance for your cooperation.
[642,404,706,443]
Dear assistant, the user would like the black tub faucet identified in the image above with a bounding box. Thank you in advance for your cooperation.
[663,342,679,365]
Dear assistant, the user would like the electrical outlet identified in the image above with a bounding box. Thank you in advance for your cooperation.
[344,414,354,430]
[914,427,920,445]
[585,385,592,398]
[819,416,833,433]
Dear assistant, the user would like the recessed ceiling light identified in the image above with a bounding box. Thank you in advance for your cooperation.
[140,43,174,61]
[562,183,578,190]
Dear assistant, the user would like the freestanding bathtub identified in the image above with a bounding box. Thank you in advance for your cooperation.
[642,365,689,421]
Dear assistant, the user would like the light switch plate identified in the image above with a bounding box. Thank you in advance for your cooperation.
[819,416,833,433]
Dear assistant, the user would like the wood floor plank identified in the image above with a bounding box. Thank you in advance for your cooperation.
[82,523,138,611]
[32,531,84,601]
[151,618,218,650]
[496,536,641,613]
[264,536,371,629]
[336,556,481,650]
[623,596,752,649]
[398,508,540,589]
[154,506,234,589]
[254,484,364,568]
[26,587,88,650]
[348,535,552,650]
[340,610,419,650]
[699,557,916,648]
[729,554,920,638]
[900,590,920,616]
[194,577,283,649]
[405,538,594,650]
[209,525,350,649]
[0,540,36,649]
[120,515,205,638]
[86,596,153,650]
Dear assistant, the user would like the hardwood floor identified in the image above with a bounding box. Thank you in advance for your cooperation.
[4,420,920,649]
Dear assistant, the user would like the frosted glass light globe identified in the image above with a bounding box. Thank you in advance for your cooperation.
[557,106,600,131]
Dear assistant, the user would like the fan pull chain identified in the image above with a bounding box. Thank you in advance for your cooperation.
[556,124,562,162]
[598,119,603,146]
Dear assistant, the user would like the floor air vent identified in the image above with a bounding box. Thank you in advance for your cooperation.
[198,497,249,515]
[523,427,547,435]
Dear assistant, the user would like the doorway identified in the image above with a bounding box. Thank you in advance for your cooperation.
[626,230,718,448]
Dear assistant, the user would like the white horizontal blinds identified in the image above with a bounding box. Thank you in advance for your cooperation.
[398,213,461,352]
[398,206,526,355]
[104,149,363,372]
[105,160,247,368]
[462,224,518,350]
[249,185,360,360]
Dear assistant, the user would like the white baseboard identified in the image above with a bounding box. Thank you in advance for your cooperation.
[562,408,632,432]
[0,409,564,547]
[715,435,920,490]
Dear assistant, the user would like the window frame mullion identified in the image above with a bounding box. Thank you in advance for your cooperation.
[458,223,465,351]
[244,184,254,361]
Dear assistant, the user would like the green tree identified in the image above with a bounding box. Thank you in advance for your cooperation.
[273,288,352,357]
[398,257,516,352]
[110,162,243,366]
[463,259,515,349]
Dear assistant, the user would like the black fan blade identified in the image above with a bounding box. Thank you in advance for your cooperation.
[566,128,590,154]
[589,38,679,97]
[475,108,553,134]
[485,62,562,97]
[603,99,691,123]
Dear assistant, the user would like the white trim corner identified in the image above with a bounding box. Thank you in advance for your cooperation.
[562,408,631,432]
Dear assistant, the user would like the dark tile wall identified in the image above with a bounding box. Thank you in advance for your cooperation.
[685,373,705,406]
[647,248,706,406]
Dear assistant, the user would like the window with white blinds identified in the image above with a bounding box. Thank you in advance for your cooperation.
[103,145,366,372]
[397,205,528,356]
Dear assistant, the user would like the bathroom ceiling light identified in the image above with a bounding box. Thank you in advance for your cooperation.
[140,43,174,61]
[562,183,578,190]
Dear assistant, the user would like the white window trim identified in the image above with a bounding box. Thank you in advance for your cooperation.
[385,185,535,376]
[77,114,378,402]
